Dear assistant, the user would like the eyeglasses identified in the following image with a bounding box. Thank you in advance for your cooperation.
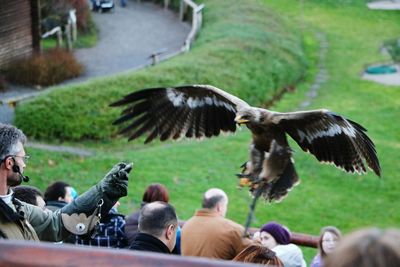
[11,155,30,164]
[322,238,338,243]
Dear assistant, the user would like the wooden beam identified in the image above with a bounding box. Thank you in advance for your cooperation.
[0,240,256,267]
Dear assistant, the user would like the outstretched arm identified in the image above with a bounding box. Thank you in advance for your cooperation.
[24,162,132,242]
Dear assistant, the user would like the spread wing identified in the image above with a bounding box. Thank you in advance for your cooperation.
[271,109,381,176]
[110,85,250,143]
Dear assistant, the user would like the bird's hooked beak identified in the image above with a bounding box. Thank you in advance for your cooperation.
[235,115,249,125]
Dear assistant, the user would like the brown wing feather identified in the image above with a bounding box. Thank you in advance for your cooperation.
[272,110,381,176]
[110,85,249,143]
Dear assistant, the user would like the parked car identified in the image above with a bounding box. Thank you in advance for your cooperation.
[90,0,115,13]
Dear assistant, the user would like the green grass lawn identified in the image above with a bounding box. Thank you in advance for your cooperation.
[263,0,400,260]
[14,0,400,263]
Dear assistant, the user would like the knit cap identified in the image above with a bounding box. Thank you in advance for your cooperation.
[260,222,291,245]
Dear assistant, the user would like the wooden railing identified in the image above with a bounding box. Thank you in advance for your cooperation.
[247,227,318,248]
[42,26,63,47]
[179,0,204,51]
[0,230,317,266]
[150,0,204,66]
[291,232,319,248]
[0,225,317,266]
[0,239,257,267]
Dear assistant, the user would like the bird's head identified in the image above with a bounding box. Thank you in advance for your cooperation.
[235,109,260,125]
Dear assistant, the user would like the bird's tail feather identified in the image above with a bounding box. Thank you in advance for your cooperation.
[263,160,299,202]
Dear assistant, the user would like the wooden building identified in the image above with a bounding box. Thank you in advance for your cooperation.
[0,0,41,68]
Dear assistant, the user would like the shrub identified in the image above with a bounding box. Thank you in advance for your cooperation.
[4,49,83,87]
[383,38,400,64]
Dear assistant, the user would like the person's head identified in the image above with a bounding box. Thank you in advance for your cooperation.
[142,183,169,203]
[233,244,284,266]
[324,228,400,267]
[260,221,291,249]
[318,226,341,257]
[0,124,27,187]
[138,201,178,252]
[13,185,46,209]
[202,188,228,217]
[44,181,73,204]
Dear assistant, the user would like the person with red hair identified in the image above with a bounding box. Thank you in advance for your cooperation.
[233,244,283,266]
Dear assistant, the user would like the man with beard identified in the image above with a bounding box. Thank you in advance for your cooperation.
[0,123,133,241]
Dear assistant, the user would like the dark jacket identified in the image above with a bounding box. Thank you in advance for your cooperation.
[125,210,140,245]
[129,232,170,254]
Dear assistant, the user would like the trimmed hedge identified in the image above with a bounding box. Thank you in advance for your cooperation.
[15,0,307,141]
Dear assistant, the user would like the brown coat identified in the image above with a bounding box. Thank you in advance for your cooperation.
[181,209,252,260]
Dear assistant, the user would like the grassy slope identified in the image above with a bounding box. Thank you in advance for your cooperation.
[15,0,305,141]
[15,0,399,263]
[264,0,400,260]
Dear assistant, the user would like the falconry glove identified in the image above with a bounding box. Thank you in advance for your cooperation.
[60,162,133,236]
[100,162,132,199]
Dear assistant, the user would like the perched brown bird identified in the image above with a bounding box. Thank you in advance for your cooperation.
[110,84,381,229]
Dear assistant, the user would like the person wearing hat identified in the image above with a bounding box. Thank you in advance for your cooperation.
[256,221,306,267]
[259,221,291,248]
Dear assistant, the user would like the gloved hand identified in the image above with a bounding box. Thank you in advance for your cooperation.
[100,162,133,199]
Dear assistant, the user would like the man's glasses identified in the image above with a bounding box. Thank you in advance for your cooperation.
[11,155,30,164]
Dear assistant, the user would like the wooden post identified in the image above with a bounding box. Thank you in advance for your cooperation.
[56,28,63,47]
[69,9,78,42]
[150,53,158,65]
[195,4,204,38]
[31,0,41,53]
[179,0,188,21]
[164,0,170,9]
[65,23,72,51]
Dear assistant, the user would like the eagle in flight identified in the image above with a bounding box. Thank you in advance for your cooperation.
[110,84,381,209]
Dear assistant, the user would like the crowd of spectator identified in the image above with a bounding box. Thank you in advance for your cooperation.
[1,123,399,267]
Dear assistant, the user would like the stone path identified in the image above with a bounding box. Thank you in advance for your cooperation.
[298,32,329,110]
[26,142,94,156]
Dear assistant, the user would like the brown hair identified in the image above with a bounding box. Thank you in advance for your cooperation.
[324,228,400,267]
[318,226,341,258]
[142,183,169,203]
[233,244,284,266]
